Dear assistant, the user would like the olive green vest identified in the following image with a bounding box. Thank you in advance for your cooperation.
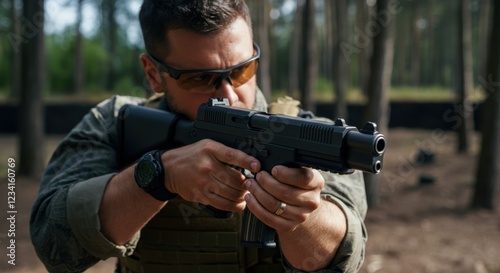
[117,199,284,273]
[118,93,286,273]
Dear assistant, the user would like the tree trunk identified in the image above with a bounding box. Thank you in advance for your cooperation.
[457,0,474,153]
[288,1,303,98]
[478,0,491,79]
[394,7,408,86]
[472,0,500,210]
[426,1,437,85]
[299,0,317,112]
[363,0,395,208]
[10,0,21,99]
[356,0,371,92]
[252,0,272,101]
[103,0,117,91]
[73,0,85,95]
[324,0,335,85]
[334,0,348,119]
[18,0,46,178]
[410,0,421,87]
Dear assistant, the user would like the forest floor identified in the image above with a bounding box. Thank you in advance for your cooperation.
[0,128,499,273]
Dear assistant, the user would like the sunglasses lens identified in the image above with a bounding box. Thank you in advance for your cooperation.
[174,59,259,92]
[177,73,219,90]
[230,60,258,88]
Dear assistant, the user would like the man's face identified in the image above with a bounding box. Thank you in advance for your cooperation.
[142,17,257,120]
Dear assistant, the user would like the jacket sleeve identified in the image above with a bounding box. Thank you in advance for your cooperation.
[283,171,368,273]
[322,171,367,273]
[30,96,144,272]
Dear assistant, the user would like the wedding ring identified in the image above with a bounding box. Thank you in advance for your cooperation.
[274,201,286,216]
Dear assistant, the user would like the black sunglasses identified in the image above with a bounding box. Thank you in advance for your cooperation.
[148,42,260,93]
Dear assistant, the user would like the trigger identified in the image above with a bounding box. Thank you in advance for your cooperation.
[229,165,255,178]
[242,168,255,178]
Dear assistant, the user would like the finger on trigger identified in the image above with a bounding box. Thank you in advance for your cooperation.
[213,144,260,173]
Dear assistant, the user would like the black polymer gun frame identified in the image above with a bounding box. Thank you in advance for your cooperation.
[117,98,386,248]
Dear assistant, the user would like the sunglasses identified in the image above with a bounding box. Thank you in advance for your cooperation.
[148,42,260,93]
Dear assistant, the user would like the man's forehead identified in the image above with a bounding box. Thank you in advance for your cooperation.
[163,18,253,69]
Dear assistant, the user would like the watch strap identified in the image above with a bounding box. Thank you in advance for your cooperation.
[138,150,177,201]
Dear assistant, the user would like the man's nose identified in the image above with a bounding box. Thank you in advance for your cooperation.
[214,78,239,105]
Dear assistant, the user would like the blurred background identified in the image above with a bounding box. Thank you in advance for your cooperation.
[0,0,499,272]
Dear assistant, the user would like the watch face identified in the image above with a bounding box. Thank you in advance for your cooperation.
[136,160,156,188]
[135,150,175,201]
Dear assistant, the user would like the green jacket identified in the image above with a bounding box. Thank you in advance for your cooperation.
[30,90,367,273]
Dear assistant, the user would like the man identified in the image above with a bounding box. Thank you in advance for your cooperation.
[30,0,367,272]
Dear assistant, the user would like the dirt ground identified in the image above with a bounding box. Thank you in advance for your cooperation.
[0,129,499,273]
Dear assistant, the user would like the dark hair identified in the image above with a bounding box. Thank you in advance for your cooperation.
[139,0,252,58]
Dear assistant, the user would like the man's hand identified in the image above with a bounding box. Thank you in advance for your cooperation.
[163,139,261,212]
[244,166,346,271]
[243,165,324,232]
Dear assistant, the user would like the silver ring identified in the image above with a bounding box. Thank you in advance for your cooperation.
[274,201,286,216]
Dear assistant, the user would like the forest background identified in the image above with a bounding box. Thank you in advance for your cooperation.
[1,0,500,272]
[1,0,499,224]
[0,0,491,102]
[3,0,498,206]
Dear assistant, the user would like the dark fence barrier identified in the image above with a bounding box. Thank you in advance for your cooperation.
[0,101,482,135]
[316,101,482,131]
[0,102,94,135]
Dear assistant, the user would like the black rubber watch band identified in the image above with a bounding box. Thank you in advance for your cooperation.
[149,150,177,201]
[135,150,177,201]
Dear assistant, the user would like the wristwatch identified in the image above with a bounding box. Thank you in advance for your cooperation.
[134,150,177,201]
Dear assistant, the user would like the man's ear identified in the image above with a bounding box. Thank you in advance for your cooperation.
[140,53,164,94]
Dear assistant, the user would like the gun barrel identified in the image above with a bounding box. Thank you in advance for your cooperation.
[345,131,386,174]
[346,131,386,155]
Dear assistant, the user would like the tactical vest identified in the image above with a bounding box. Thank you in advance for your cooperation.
[117,199,285,273]
[117,93,286,273]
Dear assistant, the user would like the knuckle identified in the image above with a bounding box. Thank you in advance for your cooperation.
[310,199,321,211]
[200,139,216,151]
[304,195,321,211]
[198,164,212,175]
[296,212,309,223]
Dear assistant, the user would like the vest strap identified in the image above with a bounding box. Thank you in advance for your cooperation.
[140,229,239,249]
[119,256,242,273]
[117,191,283,272]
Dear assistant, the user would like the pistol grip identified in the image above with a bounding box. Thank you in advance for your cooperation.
[240,208,276,248]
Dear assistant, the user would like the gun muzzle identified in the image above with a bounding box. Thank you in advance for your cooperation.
[345,122,386,174]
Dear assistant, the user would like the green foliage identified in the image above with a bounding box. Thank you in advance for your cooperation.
[0,29,14,94]
[114,77,146,97]
[315,77,334,101]
[0,43,10,93]
[316,77,334,94]
[46,32,74,94]
[83,38,110,91]
[272,83,457,104]
[46,31,131,94]
[390,86,456,102]
[0,0,489,104]
[43,25,145,98]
